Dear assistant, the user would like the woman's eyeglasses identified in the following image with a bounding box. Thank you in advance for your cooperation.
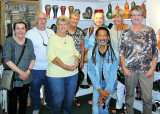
[131,14,143,17]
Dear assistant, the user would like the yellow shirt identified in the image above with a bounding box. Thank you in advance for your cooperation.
[47,34,79,77]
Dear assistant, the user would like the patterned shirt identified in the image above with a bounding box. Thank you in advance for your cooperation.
[120,26,158,71]
[66,27,84,61]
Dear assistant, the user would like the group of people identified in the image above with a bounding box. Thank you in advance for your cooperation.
[2,5,158,114]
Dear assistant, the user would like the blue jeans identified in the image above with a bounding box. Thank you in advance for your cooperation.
[30,70,51,110]
[47,74,78,114]
[92,81,117,114]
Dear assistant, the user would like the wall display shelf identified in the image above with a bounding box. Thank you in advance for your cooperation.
[0,0,40,45]
[40,0,147,29]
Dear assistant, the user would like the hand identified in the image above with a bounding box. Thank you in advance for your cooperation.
[87,47,90,51]
[64,65,75,71]
[145,68,154,77]
[98,96,104,107]
[26,69,31,76]
[122,67,131,77]
[80,60,84,70]
[98,88,110,99]
[19,70,29,80]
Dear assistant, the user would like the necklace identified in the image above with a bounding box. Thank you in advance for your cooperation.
[56,33,67,44]
[116,24,124,49]
[37,29,49,46]
[64,37,66,44]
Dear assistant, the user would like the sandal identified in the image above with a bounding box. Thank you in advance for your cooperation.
[73,99,80,107]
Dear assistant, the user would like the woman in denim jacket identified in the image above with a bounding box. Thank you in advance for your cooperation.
[87,27,119,114]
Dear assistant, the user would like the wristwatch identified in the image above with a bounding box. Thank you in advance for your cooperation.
[28,68,32,71]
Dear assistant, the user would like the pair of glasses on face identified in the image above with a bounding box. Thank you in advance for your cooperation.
[38,18,47,21]
[131,14,143,17]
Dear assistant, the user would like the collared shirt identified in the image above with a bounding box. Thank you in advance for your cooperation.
[87,46,119,94]
[120,26,158,71]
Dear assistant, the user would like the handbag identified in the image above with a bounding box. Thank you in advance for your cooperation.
[0,39,27,91]
[117,68,125,85]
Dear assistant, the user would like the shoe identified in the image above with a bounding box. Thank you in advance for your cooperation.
[135,97,142,100]
[112,108,126,114]
[88,100,92,104]
[45,105,51,109]
[73,99,80,107]
[32,110,39,114]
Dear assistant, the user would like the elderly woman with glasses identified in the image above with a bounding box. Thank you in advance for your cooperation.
[120,5,158,114]
[46,16,79,114]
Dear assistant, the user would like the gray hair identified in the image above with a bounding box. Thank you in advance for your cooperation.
[35,12,47,20]
[69,11,80,19]
[56,16,70,25]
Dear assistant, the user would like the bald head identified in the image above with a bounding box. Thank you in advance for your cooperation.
[36,12,47,30]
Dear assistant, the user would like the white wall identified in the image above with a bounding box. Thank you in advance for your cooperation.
[147,0,160,35]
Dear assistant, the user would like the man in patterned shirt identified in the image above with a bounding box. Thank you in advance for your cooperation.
[66,11,85,107]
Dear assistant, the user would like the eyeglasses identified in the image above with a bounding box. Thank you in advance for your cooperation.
[38,18,47,21]
[37,30,49,46]
[42,37,48,46]
[131,14,143,17]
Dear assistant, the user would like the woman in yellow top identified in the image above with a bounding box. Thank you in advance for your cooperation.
[47,16,79,114]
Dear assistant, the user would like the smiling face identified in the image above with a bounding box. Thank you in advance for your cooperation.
[14,23,26,39]
[36,13,47,29]
[96,29,109,46]
[130,10,144,25]
[69,15,79,27]
[93,13,104,26]
[57,21,69,34]
[113,15,124,26]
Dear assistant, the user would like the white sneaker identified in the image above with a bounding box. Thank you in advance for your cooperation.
[32,110,39,114]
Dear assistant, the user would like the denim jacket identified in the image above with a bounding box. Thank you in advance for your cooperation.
[84,28,95,50]
[87,46,119,94]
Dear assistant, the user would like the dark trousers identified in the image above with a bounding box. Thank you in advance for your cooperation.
[75,67,83,93]
[8,83,30,114]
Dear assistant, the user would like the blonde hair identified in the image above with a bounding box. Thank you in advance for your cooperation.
[56,16,70,25]
[69,11,80,19]
[129,5,144,17]
[112,9,125,18]
[93,13,104,23]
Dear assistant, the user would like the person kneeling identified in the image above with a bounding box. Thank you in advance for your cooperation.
[87,27,119,114]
